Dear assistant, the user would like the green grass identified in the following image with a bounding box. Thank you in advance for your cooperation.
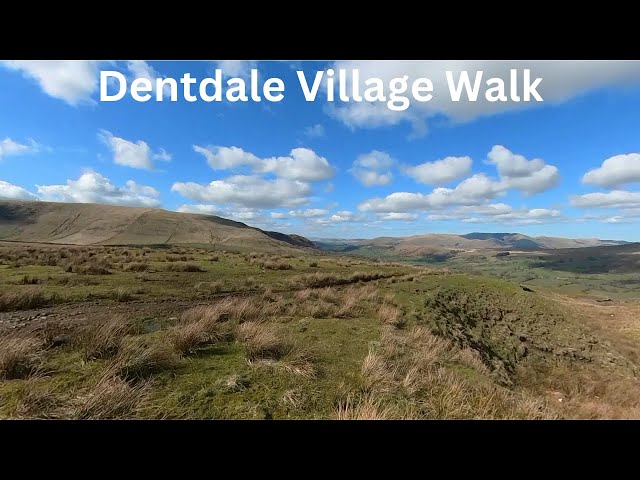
[1,242,639,419]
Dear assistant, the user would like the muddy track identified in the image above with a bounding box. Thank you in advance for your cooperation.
[0,271,409,335]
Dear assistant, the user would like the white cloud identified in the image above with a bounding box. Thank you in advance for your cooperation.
[405,156,472,185]
[177,204,221,215]
[582,153,640,188]
[359,174,506,213]
[378,212,418,221]
[126,60,172,97]
[304,124,325,138]
[0,180,39,201]
[99,130,171,170]
[329,60,640,135]
[214,60,257,79]
[487,145,559,195]
[428,204,562,225]
[359,146,559,214]
[193,145,259,170]
[314,210,365,225]
[271,212,288,219]
[570,190,640,209]
[0,138,41,159]
[171,175,312,209]
[259,148,335,181]
[351,150,394,186]
[288,209,329,218]
[1,60,103,105]
[36,171,160,207]
[193,145,334,182]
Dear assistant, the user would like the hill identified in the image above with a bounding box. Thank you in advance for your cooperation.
[317,232,629,255]
[0,200,314,251]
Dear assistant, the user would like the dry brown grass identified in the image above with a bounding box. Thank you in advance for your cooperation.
[111,338,181,381]
[0,286,51,312]
[351,326,557,420]
[0,336,43,380]
[163,262,204,272]
[335,288,364,318]
[335,394,395,420]
[294,289,312,302]
[169,304,231,355]
[377,304,402,327]
[72,372,150,419]
[122,261,149,272]
[14,377,64,419]
[78,316,134,361]
[195,281,224,294]
[261,260,293,270]
[235,322,289,360]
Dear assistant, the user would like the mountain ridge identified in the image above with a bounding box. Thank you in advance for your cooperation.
[0,200,315,250]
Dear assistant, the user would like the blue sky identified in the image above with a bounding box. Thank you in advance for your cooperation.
[1,60,640,240]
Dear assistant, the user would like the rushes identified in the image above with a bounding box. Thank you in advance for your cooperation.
[0,336,43,380]
[0,287,51,312]
[79,316,134,361]
[72,372,151,419]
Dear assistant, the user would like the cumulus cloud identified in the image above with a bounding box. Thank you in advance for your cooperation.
[1,60,104,105]
[259,148,335,181]
[359,173,504,213]
[487,145,559,195]
[286,209,329,218]
[351,150,394,186]
[359,146,559,215]
[0,180,39,201]
[329,60,640,135]
[582,153,640,188]
[176,204,221,215]
[314,210,365,225]
[125,60,173,97]
[427,204,562,225]
[0,138,41,160]
[171,175,312,209]
[404,156,472,185]
[36,171,161,207]
[378,212,418,221]
[570,190,640,209]
[303,124,325,138]
[193,145,335,182]
[99,130,171,170]
[214,60,258,79]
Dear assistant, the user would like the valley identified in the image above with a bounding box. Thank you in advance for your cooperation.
[0,200,639,419]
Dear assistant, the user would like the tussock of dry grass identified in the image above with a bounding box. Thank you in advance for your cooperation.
[195,281,223,294]
[79,316,134,361]
[123,261,149,272]
[15,377,64,419]
[291,271,393,289]
[169,304,231,355]
[377,303,403,327]
[111,339,181,380]
[235,322,289,360]
[336,394,395,420]
[0,336,43,380]
[163,262,204,272]
[351,326,556,420]
[0,286,51,312]
[73,372,150,419]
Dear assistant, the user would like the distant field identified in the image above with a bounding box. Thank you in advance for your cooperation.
[0,241,639,419]
[325,243,640,300]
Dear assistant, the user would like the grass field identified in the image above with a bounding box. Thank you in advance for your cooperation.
[1,241,639,419]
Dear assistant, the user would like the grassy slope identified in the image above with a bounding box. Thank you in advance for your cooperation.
[0,243,639,419]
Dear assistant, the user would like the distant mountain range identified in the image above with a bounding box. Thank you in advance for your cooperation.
[313,232,631,255]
